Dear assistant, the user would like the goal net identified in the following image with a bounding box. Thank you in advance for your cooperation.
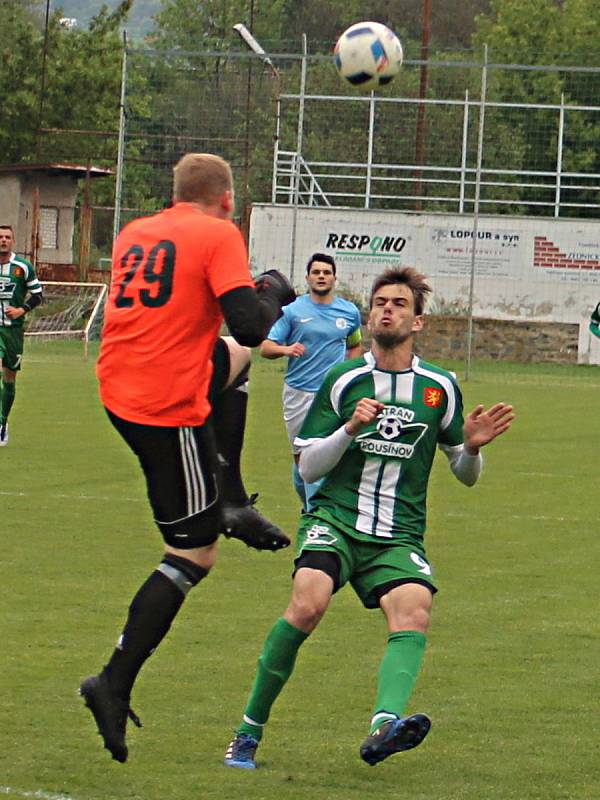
[25,281,108,358]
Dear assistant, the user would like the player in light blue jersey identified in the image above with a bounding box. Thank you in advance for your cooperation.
[260,253,362,507]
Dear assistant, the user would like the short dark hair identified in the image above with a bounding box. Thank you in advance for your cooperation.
[370,267,432,315]
[0,224,14,235]
[306,252,336,275]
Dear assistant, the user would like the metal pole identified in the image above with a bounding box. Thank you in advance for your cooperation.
[240,0,255,239]
[459,90,469,214]
[414,0,431,209]
[465,45,488,382]
[36,0,51,159]
[272,94,281,203]
[365,92,376,208]
[554,92,565,218]
[289,33,307,285]
[78,162,92,281]
[112,32,128,246]
[232,22,282,255]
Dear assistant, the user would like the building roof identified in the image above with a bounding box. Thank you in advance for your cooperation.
[0,163,113,178]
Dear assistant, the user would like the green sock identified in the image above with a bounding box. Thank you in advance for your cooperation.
[370,630,427,734]
[0,380,15,423]
[237,617,308,740]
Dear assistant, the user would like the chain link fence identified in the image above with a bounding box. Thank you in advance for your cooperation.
[37,44,600,372]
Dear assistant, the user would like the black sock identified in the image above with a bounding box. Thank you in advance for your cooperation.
[213,367,249,505]
[103,557,206,698]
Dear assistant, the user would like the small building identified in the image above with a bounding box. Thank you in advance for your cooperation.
[0,163,113,266]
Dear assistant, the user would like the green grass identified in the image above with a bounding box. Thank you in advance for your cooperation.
[1,340,599,800]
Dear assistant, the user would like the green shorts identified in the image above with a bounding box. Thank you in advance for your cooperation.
[0,326,24,372]
[296,513,437,609]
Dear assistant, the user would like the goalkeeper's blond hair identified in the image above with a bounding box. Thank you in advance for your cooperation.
[173,153,233,204]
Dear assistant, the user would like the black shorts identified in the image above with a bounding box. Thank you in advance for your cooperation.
[106,409,222,549]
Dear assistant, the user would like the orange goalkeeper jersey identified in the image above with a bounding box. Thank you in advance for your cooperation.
[97,202,254,426]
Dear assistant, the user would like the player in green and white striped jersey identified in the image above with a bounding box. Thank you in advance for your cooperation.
[590,301,600,339]
[0,224,43,446]
[224,267,514,769]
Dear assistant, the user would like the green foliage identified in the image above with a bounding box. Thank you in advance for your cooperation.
[474,0,600,66]
[0,2,44,162]
[1,0,598,235]
[0,1,131,170]
[154,0,287,50]
[55,0,162,38]
[473,0,600,215]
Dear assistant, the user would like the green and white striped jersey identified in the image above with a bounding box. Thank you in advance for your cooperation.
[0,253,42,328]
[590,301,600,339]
[296,351,465,548]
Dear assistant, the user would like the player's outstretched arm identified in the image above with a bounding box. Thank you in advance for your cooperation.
[463,402,514,454]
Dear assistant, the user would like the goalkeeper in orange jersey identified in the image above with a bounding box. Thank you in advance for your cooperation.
[80,153,294,764]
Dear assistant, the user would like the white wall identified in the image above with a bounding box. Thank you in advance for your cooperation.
[249,205,600,327]
[0,175,21,232]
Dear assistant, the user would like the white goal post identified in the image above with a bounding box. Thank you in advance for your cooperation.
[25,280,108,360]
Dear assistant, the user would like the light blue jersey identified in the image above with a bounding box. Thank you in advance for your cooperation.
[267,294,362,392]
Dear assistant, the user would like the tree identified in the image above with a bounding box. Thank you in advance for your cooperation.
[0,2,44,163]
[473,0,600,215]
[0,1,135,168]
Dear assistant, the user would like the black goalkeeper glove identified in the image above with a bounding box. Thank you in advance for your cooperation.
[254,269,296,309]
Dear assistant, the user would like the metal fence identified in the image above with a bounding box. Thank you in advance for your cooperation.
[37,44,600,371]
[114,47,600,233]
[273,89,600,216]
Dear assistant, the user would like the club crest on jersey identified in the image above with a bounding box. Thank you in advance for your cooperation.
[356,405,427,459]
[335,317,350,329]
[13,267,24,279]
[305,524,337,546]
[424,387,443,408]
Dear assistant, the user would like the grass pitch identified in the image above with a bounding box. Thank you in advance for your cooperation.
[1,341,598,800]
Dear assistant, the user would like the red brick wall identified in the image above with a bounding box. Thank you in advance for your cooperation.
[37,263,110,284]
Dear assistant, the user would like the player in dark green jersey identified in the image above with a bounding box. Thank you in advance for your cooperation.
[224,266,514,769]
[590,301,600,339]
[0,225,43,446]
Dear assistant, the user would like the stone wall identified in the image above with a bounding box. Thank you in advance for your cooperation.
[36,264,580,363]
[414,316,579,364]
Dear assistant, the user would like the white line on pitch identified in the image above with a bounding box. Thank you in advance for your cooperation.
[443,510,579,522]
[0,490,144,503]
[0,788,79,800]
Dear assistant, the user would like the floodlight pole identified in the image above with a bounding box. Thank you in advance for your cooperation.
[113,32,128,245]
[465,44,488,382]
[288,33,308,285]
[233,22,282,257]
[233,23,279,78]
[414,0,431,210]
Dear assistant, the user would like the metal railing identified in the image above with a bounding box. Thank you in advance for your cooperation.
[273,90,600,217]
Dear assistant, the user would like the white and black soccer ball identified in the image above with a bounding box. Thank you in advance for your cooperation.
[334,21,403,92]
[377,414,402,440]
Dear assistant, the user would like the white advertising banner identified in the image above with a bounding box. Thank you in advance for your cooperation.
[249,205,600,325]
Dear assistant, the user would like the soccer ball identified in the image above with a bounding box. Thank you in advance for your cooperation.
[378,414,402,440]
[334,21,403,91]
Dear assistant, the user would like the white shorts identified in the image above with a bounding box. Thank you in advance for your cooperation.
[282,384,316,453]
